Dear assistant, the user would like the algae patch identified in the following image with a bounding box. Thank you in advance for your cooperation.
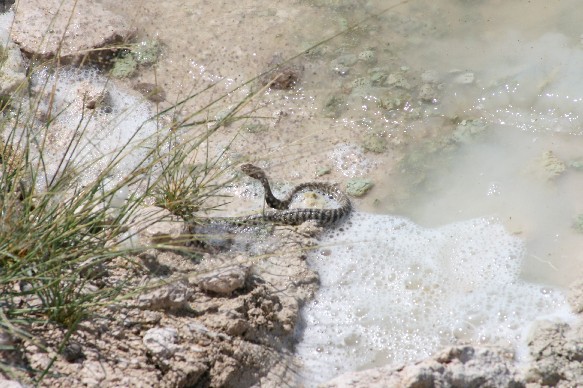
[346,178,374,197]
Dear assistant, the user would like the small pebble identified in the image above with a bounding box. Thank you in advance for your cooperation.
[387,73,410,89]
[362,134,387,153]
[351,77,372,88]
[453,71,475,84]
[142,327,179,358]
[62,341,84,362]
[419,83,438,103]
[358,49,376,64]
[195,265,248,296]
[134,82,166,103]
[346,179,374,197]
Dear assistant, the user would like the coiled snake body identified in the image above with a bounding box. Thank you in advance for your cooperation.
[195,164,352,229]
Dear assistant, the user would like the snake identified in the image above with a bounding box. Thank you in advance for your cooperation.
[192,164,352,231]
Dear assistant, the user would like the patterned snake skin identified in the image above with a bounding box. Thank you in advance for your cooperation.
[196,164,352,228]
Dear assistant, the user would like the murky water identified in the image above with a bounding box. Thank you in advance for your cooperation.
[101,0,582,384]
[294,0,583,384]
[365,0,583,286]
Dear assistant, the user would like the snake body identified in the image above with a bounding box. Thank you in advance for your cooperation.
[195,164,352,229]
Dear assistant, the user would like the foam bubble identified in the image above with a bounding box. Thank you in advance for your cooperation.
[27,66,158,190]
[329,144,372,177]
[296,212,574,385]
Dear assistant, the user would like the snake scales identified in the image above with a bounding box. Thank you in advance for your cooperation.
[193,164,352,230]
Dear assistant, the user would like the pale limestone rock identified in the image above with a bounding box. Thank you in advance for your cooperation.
[143,327,179,358]
[0,42,27,94]
[80,360,109,387]
[194,265,249,296]
[419,83,439,103]
[526,320,583,387]
[321,346,523,388]
[11,0,135,60]
[137,278,192,312]
[159,360,207,388]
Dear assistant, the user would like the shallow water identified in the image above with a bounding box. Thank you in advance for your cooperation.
[364,0,583,286]
[66,0,583,384]
[293,0,583,383]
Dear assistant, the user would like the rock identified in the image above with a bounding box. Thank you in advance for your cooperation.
[321,345,524,388]
[187,322,229,340]
[132,40,162,65]
[315,167,331,177]
[61,341,84,362]
[137,278,192,312]
[111,54,137,78]
[160,360,207,388]
[387,72,411,89]
[369,70,387,86]
[358,49,376,64]
[346,178,374,197]
[322,95,346,118]
[11,0,135,62]
[300,191,328,209]
[540,150,566,180]
[419,83,439,103]
[143,327,179,358]
[451,119,487,143]
[380,94,408,111]
[260,54,303,90]
[362,133,387,153]
[526,320,583,387]
[202,313,249,337]
[110,40,162,79]
[0,42,27,95]
[80,360,109,387]
[193,265,249,296]
[351,77,372,88]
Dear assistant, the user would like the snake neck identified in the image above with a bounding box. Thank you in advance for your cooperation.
[257,175,292,210]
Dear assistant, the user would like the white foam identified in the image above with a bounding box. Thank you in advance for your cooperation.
[296,212,574,385]
[27,66,158,190]
[329,144,372,177]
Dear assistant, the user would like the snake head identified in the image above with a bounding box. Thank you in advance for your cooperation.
[240,163,267,180]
